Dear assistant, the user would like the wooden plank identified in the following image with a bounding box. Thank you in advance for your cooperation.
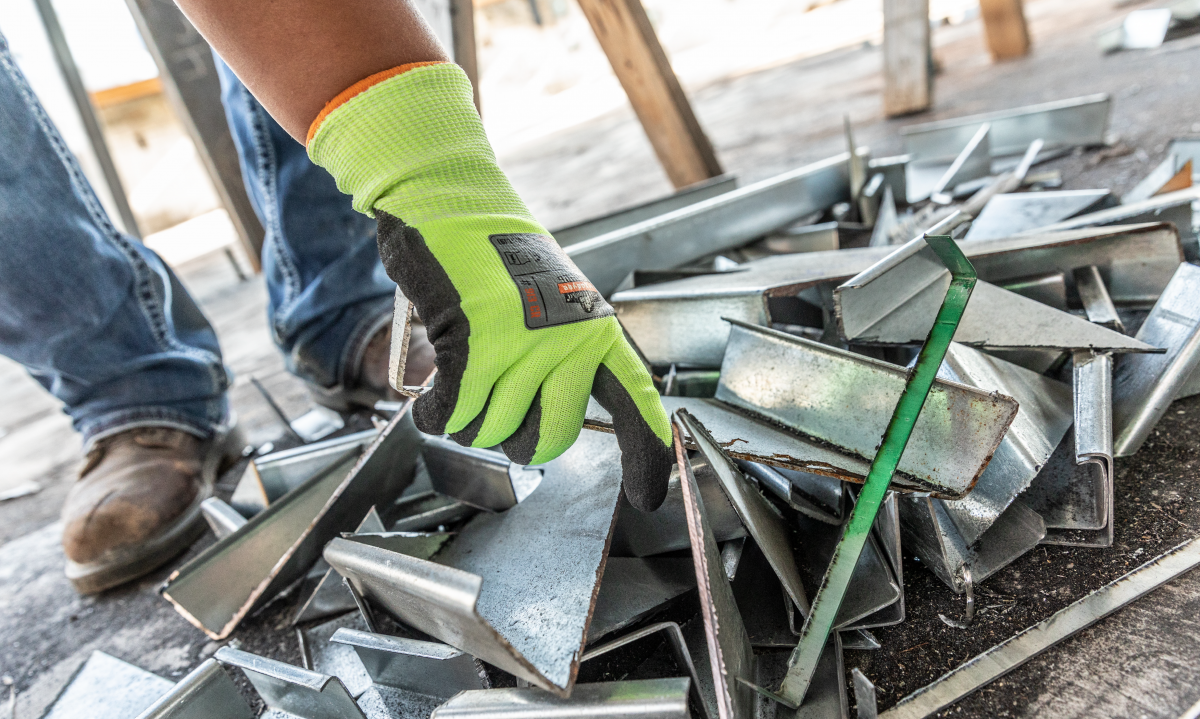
[883,0,932,117]
[980,0,1031,61]
[90,77,163,109]
[123,0,265,271]
[576,0,723,189]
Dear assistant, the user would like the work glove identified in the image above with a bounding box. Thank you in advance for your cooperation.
[308,62,672,510]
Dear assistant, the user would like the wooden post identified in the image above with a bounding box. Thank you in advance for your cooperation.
[576,0,723,189]
[450,0,482,113]
[979,0,1031,61]
[883,0,933,118]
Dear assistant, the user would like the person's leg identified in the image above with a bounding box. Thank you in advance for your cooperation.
[215,56,432,403]
[0,33,236,592]
[215,57,392,386]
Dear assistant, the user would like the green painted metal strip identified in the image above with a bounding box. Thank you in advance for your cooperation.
[778,235,977,706]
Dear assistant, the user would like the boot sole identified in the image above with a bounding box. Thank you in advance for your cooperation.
[64,423,246,595]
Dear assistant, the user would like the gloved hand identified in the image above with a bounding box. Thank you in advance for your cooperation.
[308,62,672,510]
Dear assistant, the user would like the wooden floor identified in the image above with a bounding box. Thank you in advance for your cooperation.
[3,0,1200,715]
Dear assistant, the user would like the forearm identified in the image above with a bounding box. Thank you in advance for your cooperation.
[174,0,448,141]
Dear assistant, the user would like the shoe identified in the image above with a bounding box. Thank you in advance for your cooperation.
[61,424,243,594]
[310,317,437,412]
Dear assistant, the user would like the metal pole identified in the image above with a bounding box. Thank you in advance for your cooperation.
[32,0,142,239]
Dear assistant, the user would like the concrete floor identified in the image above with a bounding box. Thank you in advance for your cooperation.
[3,0,1200,715]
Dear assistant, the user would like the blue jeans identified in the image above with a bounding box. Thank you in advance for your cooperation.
[0,33,395,447]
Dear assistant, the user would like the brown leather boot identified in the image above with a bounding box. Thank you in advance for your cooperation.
[310,317,437,411]
[61,426,241,594]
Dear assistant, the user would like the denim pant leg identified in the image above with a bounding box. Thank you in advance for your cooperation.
[0,33,229,447]
[215,58,397,390]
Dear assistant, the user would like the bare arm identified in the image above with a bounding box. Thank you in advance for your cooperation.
[174,0,449,142]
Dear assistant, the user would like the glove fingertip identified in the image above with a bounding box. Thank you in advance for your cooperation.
[499,389,541,464]
[620,437,673,511]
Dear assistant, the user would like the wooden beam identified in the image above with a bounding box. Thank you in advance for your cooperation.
[450,0,482,112]
[979,0,1031,61]
[576,0,722,189]
[883,0,933,117]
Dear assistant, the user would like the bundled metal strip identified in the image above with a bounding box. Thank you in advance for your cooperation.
[780,234,977,706]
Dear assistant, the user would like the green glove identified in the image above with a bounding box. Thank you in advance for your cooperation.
[308,62,672,510]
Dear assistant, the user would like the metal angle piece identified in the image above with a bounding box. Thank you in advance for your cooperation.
[252,428,380,503]
[1030,187,1200,258]
[613,244,890,367]
[200,497,248,539]
[608,459,746,557]
[899,495,1046,593]
[294,508,387,624]
[583,622,714,719]
[780,235,975,706]
[329,628,485,696]
[552,174,738,247]
[834,234,1160,352]
[1036,351,1114,547]
[869,184,900,247]
[673,414,756,719]
[935,343,1073,546]
[715,321,1017,499]
[431,679,691,719]
[729,542,799,648]
[301,613,374,698]
[852,669,878,719]
[421,435,544,511]
[964,190,1113,241]
[739,462,844,524]
[567,154,851,296]
[162,407,423,639]
[590,557,697,643]
[325,429,625,695]
[1074,265,1124,331]
[681,412,809,616]
[901,94,1110,163]
[793,491,901,630]
[1113,262,1200,456]
[43,651,174,719]
[881,535,1200,718]
[134,659,254,719]
[587,395,952,497]
[215,647,366,719]
[1022,430,1110,547]
[930,124,992,205]
[1123,155,1191,204]
[841,630,882,651]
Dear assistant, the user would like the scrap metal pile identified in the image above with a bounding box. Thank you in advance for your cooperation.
[51,94,1200,719]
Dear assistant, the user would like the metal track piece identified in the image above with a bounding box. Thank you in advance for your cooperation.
[134,659,254,719]
[430,679,691,718]
[215,647,365,719]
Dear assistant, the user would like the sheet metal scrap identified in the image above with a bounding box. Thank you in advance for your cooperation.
[1023,351,1116,547]
[589,558,697,642]
[324,428,625,695]
[681,411,810,617]
[43,651,173,719]
[716,321,1017,500]
[673,412,756,719]
[963,189,1113,240]
[934,343,1073,546]
[780,235,976,706]
[566,153,851,296]
[614,223,1179,369]
[134,659,254,719]
[215,647,367,719]
[294,507,387,624]
[1113,262,1200,457]
[901,94,1110,164]
[833,234,1161,352]
[431,679,692,719]
[882,535,1200,718]
[1030,187,1200,258]
[162,406,423,639]
[329,629,485,717]
[588,394,966,497]
[420,435,543,511]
